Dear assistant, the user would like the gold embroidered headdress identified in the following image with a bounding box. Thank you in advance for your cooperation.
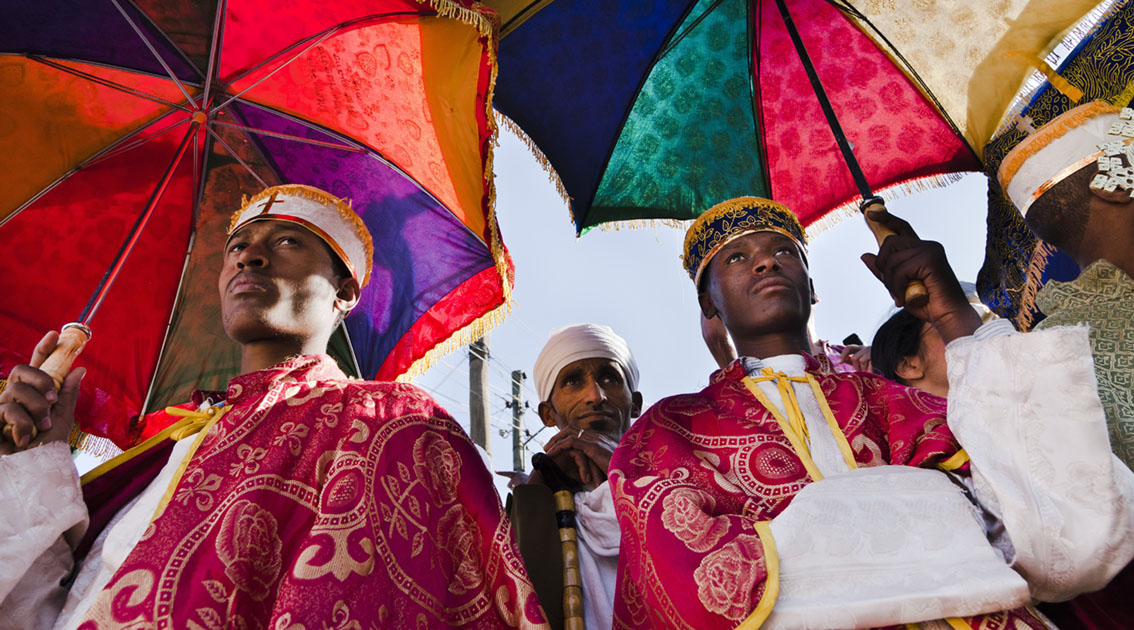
[226,184,375,287]
[999,100,1134,216]
[682,196,806,286]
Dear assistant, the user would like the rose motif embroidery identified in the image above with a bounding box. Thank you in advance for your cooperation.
[693,535,765,621]
[412,432,461,505]
[437,505,483,595]
[216,500,283,601]
[661,488,729,552]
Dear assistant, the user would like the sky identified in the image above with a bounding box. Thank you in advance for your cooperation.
[411,127,990,483]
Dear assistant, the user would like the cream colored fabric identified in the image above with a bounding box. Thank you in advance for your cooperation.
[573,482,620,630]
[0,442,86,630]
[846,0,1098,154]
[766,466,1031,630]
[0,418,202,630]
[946,325,1134,602]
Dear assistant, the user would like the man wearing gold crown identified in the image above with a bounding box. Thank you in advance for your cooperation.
[608,197,1134,629]
[0,185,548,629]
[996,100,1134,629]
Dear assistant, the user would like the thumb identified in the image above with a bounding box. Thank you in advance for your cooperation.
[860,253,883,282]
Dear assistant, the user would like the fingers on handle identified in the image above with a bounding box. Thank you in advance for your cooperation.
[904,280,930,308]
[1,404,38,448]
[58,367,86,418]
[29,331,60,369]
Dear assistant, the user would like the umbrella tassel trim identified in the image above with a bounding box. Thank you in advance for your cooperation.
[803,172,970,240]
[1014,239,1056,332]
[396,7,514,382]
[396,299,513,382]
[69,427,125,461]
[495,112,572,216]
[597,218,692,232]
[427,0,498,39]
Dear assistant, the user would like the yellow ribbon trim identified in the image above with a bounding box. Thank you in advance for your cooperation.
[804,374,858,472]
[945,617,971,630]
[737,521,779,630]
[150,404,231,523]
[742,374,823,482]
[80,412,202,486]
[939,449,970,472]
[1005,51,1084,102]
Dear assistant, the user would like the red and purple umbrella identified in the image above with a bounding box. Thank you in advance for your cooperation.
[0,0,510,450]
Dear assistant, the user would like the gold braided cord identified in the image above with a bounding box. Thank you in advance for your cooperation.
[997,100,1119,192]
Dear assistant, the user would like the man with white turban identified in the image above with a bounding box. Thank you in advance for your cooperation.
[510,324,641,630]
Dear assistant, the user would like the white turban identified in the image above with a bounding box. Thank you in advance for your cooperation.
[533,324,639,402]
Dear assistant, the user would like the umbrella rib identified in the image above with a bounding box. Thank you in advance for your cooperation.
[80,125,197,324]
[216,12,426,107]
[202,0,228,107]
[339,321,364,379]
[109,0,199,109]
[826,0,978,160]
[137,232,198,418]
[210,119,367,153]
[121,0,205,80]
[748,0,774,197]
[29,56,192,112]
[655,0,726,62]
[205,125,269,189]
[0,111,185,230]
[82,116,192,169]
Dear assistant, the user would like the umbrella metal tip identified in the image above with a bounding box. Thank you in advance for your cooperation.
[191,111,208,125]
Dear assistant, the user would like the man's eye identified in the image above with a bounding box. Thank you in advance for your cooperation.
[278,236,299,246]
[775,247,794,256]
[725,252,744,263]
[228,242,247,253]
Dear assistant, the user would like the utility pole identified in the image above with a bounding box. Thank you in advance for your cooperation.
[468,335,490,458]
[509,370,526,471]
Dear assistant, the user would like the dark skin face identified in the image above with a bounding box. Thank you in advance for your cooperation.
[1025,163,1134,279]
[1,218,362,453]
[219,219,360,374]
[533,358,642,489]
[698,231,815,359]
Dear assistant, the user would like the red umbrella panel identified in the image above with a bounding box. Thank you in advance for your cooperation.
[0,0,510,452]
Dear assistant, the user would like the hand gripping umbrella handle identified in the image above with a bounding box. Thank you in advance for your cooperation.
[1,323,90,444]
[861,199,930,308]
[40,323,91,391]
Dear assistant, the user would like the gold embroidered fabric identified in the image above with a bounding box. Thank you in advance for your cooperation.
[1036,260,1134,470]
[844,0,1098,154]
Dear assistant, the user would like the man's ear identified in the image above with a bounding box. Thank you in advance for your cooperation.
[810,279,819,305]
[537,400,559,428]
[698,289,719,320]
[895,355,924,383]
[335,277,362,313]
[631,391,643,419]
[1088,183,1134,205]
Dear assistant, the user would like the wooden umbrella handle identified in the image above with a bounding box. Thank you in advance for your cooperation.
[39,323,92,391]
[1,324,90,444]
[861,199,930,308]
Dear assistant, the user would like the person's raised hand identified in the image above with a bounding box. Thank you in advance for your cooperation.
[541,427,618,488]
[860,210,981,344]
[839,344,873,373]
[0,331,85,455]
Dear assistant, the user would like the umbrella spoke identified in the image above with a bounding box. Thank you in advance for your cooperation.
[80,125,197,324]
[205,125,269,189]
[202,0,227,107]
[655,0,725,61]
[28,56,192,112]
[209,119,366,153]
[82,115,192,169]
[109,0,198,110]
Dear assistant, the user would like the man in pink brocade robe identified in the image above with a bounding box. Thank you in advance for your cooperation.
[0,185,548,629]
[610,197,1134,630]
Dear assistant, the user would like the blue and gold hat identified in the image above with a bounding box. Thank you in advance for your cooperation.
[682,196,806,286]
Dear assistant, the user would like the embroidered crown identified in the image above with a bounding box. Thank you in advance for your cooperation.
[682,196,806,286]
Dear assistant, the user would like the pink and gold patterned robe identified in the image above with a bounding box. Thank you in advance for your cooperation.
[609,356,1047,630]
[75,354,547,629]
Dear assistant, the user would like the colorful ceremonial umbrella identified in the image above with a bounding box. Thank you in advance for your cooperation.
[0,0,509,451]
[978,0,1134,328]
[487,0,1098,235]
